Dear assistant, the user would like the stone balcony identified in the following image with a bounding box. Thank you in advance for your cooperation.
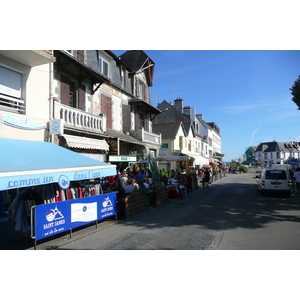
[54,103,106,134]
[130,127,161,145]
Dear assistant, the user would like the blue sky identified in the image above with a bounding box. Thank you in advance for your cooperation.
[113,50,300,162]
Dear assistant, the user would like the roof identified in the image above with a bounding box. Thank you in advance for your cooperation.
[119,50,152,71]
[255,141,292,153]
[105,129,144,145]
[152,122,182,139]
[118,50,155,86]
[0,138,116,191]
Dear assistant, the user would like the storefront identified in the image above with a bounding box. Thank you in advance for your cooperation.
[0,138,117,236]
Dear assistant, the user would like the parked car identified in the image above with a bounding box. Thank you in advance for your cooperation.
[255,168,292,197]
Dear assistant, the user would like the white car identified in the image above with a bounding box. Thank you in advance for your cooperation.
[255,168,292,197]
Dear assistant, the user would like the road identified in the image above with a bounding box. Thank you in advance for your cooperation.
[54,169,300,250]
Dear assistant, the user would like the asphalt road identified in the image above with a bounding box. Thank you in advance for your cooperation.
[54,169,300,250]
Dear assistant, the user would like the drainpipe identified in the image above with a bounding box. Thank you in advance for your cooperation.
[49,60,54,143]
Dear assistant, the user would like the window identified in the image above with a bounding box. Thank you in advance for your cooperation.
[0,66,24,114]
[276,152,280,159]
[121,68,126,89]
[138,80,145,99]
[99,54,109,77]
[266,170,287,180]
[60,75,86,110]
[139,113,145,129]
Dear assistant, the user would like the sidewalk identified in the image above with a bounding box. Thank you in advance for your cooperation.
[0,173,232,250]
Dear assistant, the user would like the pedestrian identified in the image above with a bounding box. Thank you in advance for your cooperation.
[145,167,152,178]
[293,167,300,197]
[136,170,144,181]
[176,173,187,204]
[203,168,211,188]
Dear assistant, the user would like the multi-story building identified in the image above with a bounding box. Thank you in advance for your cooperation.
[254,141,300,166]
[243,146,257,164]
[153,98,223,170]
[51,50,161,169]
[0,50,55,141]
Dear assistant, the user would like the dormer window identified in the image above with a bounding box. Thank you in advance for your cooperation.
[99,52,109,77]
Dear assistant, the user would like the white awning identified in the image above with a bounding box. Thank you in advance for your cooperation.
[155,156,189,162]
[62,134,109,151]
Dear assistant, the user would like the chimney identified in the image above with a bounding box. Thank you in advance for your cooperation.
[196,113,203,120]
[184,106,196,121]
[174,98,183,114]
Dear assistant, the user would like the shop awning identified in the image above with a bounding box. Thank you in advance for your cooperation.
[0,138,116,191]
[62,134,109,151]
[155,156,189,162]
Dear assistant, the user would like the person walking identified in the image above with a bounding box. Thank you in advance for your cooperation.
[176,173,187,204]
[203,168,211,188]
[293,167,300,197]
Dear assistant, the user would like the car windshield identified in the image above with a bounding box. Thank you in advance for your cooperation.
[265,170,287,180]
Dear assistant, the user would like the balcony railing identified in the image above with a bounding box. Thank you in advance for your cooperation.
[0,93,25,114]
[57,104,106,134]
[130,127,161,145]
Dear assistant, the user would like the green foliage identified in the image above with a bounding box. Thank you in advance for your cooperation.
[290,75,300,110]
[239,165,248,173]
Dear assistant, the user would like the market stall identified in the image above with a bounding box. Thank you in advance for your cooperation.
[0,138,117,247]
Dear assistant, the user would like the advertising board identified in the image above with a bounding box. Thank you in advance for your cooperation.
[34,192,117,241]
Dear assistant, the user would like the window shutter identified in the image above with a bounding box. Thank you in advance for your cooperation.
[101,94,112,130]
[134,110,139,130]
[135,77,139,97]
[60,75,70,105]
[145,114,150,131]
[78,83,85,110]
[144,86,149,103]
[0,66,21,98]
[77,50,84,63]
[122,104,131,133]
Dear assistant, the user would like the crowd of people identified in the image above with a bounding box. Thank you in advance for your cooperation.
[101,165,228,204]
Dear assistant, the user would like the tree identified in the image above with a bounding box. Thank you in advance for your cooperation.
[290,75,300,110]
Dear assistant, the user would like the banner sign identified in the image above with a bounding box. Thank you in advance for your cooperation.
[34,192,117,241]
[1,166,116,191]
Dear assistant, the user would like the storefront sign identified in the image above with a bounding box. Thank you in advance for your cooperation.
[1,113,47,130]
[159,143,169,156]
[34,192,117,241]
[1,167,115,191]
[108,155,137,162]
[49,119,64,134]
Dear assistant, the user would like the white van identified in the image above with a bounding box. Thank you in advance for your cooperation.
[256,168,292,197]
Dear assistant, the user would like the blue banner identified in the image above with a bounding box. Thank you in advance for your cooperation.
[35,192,117,241]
